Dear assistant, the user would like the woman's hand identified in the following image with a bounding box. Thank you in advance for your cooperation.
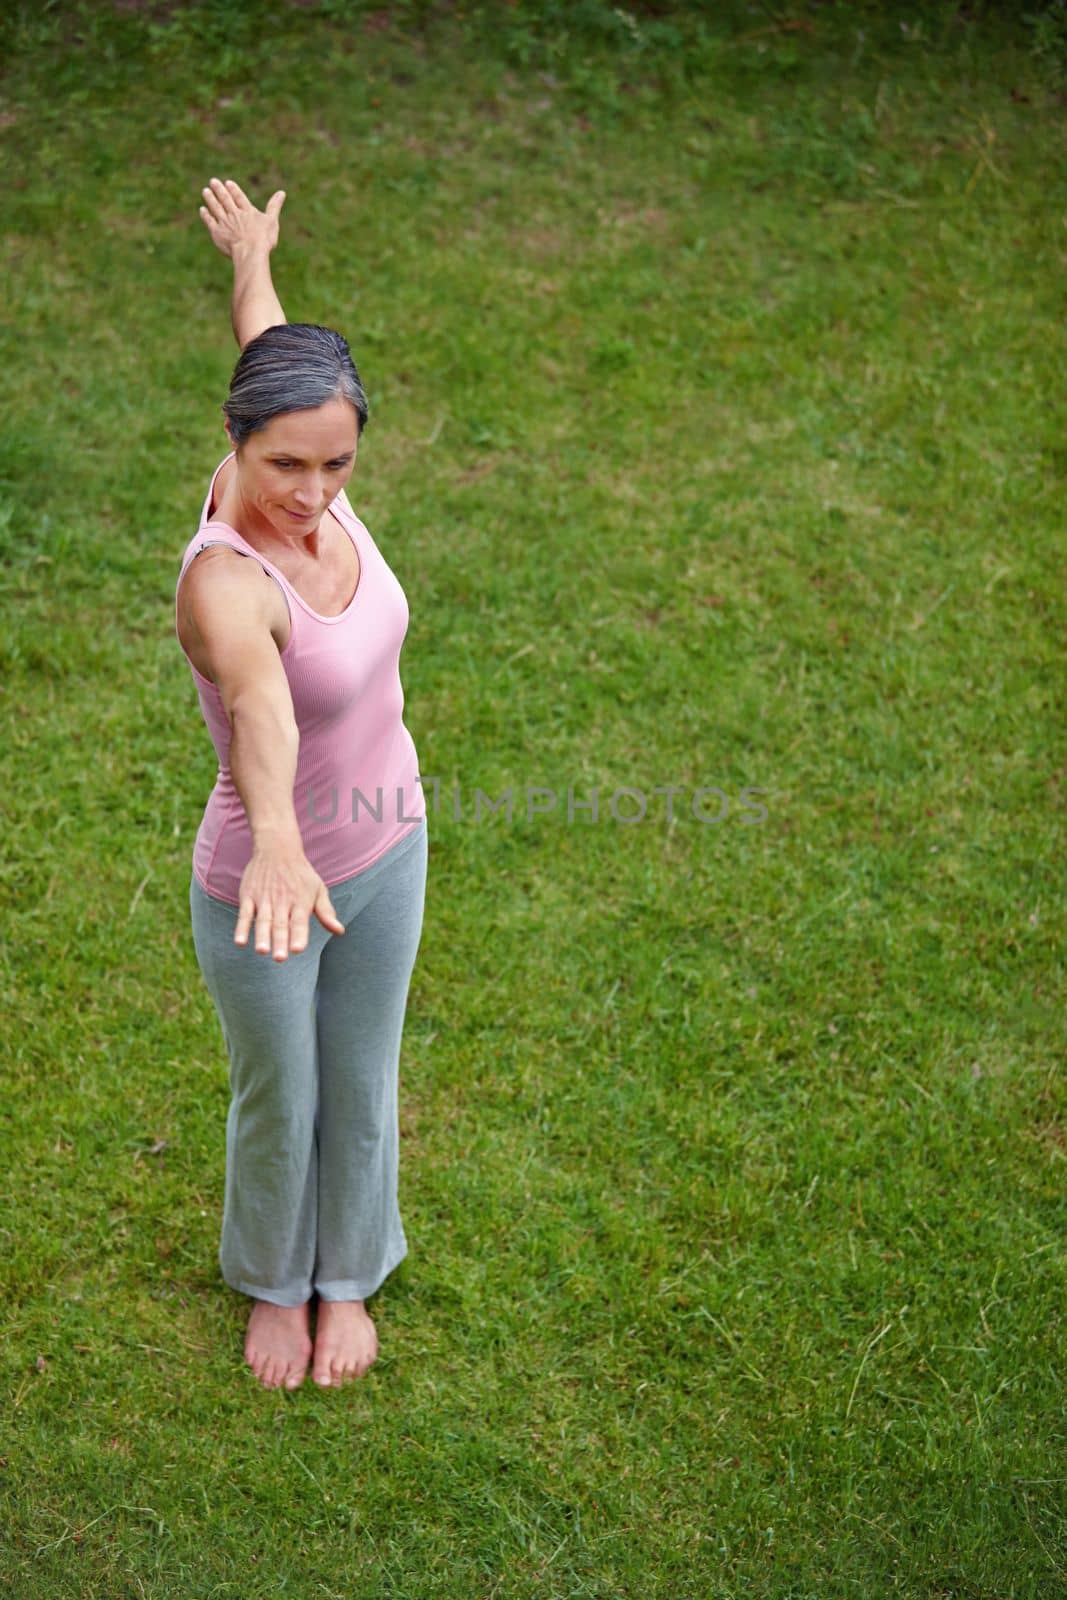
[199,176,286,259]
[199,176,290,345]
[234,838,346,961]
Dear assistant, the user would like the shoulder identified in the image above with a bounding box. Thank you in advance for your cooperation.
[212,453,237,506]
[179,539,255,598]
[177,543,291,678]
[177,541,284,637]
[334,485,363,525]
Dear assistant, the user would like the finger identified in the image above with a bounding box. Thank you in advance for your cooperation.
[208,177,239,218]
[316,886,346,935]
[235,897,255,946]
[272,906,293,963]
[289,909,310,954]
[224,178,250,208]
[254,900,275,955]
[267,189,286,216]
[201,183,229,222]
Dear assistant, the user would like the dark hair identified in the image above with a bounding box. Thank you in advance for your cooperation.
[221,322,369,445]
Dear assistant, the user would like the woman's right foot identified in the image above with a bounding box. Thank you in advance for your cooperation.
[244,1299,313,1389]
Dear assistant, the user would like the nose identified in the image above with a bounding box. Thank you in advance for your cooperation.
[293,477,322,509]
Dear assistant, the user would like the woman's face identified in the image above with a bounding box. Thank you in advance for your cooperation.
[225,399,360,541]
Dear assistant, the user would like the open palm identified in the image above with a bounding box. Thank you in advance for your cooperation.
[199,176,286,258]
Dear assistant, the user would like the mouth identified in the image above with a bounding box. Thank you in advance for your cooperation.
[286,509,318,522]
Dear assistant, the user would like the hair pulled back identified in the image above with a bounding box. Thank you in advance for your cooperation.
[221,322,369,445]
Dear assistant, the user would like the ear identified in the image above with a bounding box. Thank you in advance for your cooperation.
[222,414,235,448]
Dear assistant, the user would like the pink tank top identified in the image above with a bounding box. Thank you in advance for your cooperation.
[175,451,426,905]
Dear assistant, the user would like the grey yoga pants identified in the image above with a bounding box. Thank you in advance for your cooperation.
[188,818,427,1309]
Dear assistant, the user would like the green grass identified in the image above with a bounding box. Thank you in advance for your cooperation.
[1,1,1064,1595]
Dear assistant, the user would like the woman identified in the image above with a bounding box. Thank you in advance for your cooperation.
[175,177,428,1391]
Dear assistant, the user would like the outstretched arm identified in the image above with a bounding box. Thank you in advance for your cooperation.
[199,177,288,351]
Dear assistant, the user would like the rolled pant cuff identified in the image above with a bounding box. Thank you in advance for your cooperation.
[222,1272,312,1309]
[314,1246,408,1304]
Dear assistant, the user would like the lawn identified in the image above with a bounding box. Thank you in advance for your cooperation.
[0,2,1064,1596]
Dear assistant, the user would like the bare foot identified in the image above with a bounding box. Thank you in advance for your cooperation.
[244,1299,313,1390]
[312,1299,379,1387]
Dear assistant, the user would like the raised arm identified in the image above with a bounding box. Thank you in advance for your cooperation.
[199,176,288,350]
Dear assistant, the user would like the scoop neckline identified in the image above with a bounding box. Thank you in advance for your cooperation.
[201,451,364,625]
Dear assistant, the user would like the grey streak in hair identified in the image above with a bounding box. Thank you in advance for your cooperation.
[222,322,369,445]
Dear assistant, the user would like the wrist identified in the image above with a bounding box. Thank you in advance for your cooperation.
[231,240,272,268]
[251,820,302,848]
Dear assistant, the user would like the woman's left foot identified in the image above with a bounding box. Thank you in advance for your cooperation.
[312,1299,379,1386]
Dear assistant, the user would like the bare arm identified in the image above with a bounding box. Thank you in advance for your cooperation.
[229,689,301,849]
[180,550,344,958]
[199,176,288,349]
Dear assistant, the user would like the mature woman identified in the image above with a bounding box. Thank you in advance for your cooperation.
[175,177,427,1391]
